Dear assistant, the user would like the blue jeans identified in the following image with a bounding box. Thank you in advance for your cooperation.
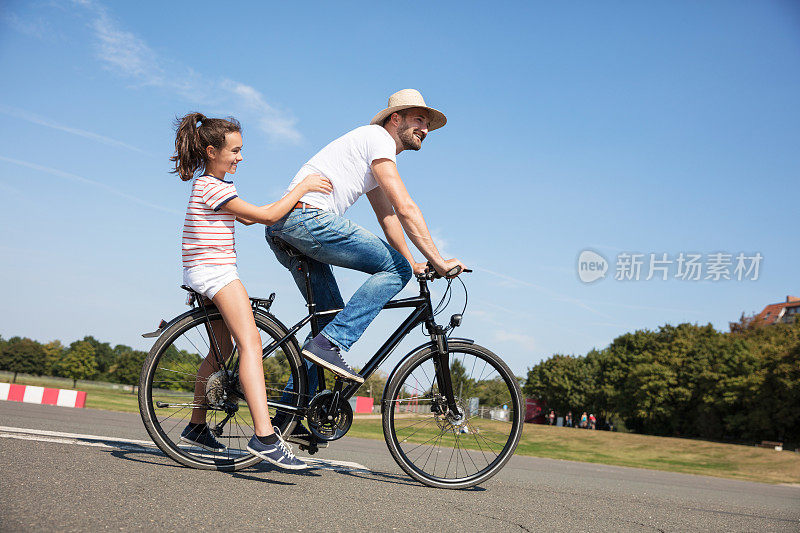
[266,207,412,399]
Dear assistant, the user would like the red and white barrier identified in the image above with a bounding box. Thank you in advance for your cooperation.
[0,383,87,408]
[354,396,374,414]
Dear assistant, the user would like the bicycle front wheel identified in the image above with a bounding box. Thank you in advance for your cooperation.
[383,341,523,489]
[139,308,307,471]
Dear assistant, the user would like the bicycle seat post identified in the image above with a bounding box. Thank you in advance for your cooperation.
[273,236,321,337]
[298,257,320,337]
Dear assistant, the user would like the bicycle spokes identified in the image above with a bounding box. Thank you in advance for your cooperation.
[141,309,308,470]
[385,343,523,488]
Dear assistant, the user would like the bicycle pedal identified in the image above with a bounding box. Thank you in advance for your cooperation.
[299,443,319,455]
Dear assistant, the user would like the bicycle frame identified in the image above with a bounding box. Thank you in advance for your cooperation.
[248,249,462,419]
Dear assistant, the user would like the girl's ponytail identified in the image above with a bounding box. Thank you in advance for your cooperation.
[170,112,240,181]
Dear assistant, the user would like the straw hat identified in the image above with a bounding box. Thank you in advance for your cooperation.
[370,89,447,131]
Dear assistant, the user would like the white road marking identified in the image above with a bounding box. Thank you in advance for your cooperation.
[0,433,114,448]
[0,425,154,446]
[304,457,372,473]
[0,425,373,472]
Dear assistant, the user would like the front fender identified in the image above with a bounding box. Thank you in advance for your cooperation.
[380,337,474,412]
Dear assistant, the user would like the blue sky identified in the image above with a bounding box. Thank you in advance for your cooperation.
[1,1,798,376]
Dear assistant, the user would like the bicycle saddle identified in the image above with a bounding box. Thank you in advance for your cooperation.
[180,284,199,295]
[271,236,307,259]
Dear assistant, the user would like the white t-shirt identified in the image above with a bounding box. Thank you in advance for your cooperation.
[285,125,396,216]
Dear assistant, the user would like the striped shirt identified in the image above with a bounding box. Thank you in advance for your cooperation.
[182,175,239,268]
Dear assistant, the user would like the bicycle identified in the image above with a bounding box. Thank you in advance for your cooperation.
[138,237,523,489]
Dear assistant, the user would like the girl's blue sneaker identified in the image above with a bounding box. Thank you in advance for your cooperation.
[180,424,227,452]
[246,429,309,470]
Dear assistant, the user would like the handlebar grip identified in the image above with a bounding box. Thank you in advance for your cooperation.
[445,266,462,278]
[445,266,472,277]
[419,263,472,280]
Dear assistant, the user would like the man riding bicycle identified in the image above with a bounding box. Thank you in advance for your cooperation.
[266,89,467,445]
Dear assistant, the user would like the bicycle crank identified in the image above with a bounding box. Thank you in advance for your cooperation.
[306,389,353,441]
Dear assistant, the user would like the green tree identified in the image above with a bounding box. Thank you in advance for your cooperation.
[524,353,596,416]
[520,316,800,446]
[263,350,292,390]
[449,359,474,401]
[0,337,47,382]
[473,377,513,408]
[54,340,98,388]
[727,317,800,444]
[80,336,114,378]
[42,340,65,376]
[108,349,146,393]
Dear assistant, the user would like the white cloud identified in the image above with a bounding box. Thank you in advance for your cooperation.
[493,330,536,352]
[71,1,301,143]
[0,155,180,215]
[2,11,50,39]
[0,105,147,153]
[220,80,302,144]
[0,180,24,197]
[428,229,450,258]
[474,265,614,318]
[91,8,161,83]
[475,266,550,292]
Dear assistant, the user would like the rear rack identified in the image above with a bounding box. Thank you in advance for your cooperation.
[180,285,275,312]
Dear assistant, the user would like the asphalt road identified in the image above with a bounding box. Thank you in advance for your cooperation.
[0,401,798,532]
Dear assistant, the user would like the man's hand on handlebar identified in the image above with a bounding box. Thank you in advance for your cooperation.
[411,261,429,276]
[433,258,471,279]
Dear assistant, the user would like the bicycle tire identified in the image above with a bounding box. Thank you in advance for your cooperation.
[139,308,307,471]
[382,341,523,489]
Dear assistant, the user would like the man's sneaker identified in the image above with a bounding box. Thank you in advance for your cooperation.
[285,422,328,449]
[302,335,364,383]
[180,424,226,452]
[246,430,309,470]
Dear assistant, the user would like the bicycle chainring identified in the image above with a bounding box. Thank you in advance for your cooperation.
[306,390,353,442]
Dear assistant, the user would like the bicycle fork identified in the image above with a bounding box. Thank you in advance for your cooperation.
[431,333,462,419]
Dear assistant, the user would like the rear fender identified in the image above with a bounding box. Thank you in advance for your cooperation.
[142,307,204,339]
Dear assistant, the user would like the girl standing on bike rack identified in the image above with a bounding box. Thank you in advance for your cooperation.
[172,112,332,470]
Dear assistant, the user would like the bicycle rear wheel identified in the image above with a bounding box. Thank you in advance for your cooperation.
[139,308,307,471]
[383,341,523,489]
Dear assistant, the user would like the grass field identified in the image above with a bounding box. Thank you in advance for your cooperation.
[4,376,799,485]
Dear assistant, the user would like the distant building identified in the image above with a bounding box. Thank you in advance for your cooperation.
[733,296,800,330]
[755,296,800,325]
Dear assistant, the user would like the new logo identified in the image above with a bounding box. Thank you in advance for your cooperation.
[578,250,608,283]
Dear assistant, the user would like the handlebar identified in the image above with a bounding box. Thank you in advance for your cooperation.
[416,262,473,281]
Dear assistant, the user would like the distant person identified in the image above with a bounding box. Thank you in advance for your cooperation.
[580,411,588,429]
[565,411,573,428]
[548,410,555,426]
[172,112,332,470]
[589,413,596,430]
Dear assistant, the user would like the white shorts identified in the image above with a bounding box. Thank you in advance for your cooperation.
[183,264,239,300]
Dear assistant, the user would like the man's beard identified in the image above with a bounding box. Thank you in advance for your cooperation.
[398,123,424,151]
